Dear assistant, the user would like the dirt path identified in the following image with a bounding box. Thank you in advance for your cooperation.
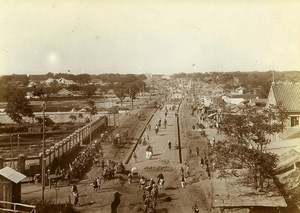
[22,98,213,213]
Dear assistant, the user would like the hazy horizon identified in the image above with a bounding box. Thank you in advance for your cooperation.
[1,0,300,75]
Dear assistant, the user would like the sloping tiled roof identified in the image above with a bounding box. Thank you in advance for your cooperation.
[275,149,300,173]
[272,84,300,112]
[57,88,73,95]
[0,166,26,183]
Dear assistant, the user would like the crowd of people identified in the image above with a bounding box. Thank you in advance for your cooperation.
[68,146,97,181]
[66,102,208,211]
[138,172,165,213]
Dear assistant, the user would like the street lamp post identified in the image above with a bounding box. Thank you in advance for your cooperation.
[10,134,15,169]
[17,135,20,157]
[41,102,46,205]
[89,113,92,145]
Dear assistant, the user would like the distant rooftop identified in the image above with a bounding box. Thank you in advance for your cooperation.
[270,83,300,112]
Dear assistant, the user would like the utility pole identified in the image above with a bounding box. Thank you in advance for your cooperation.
[10,134,15,169]
[90,113,92,145]
[129,87,133,110]
[17,135,20,157]
[88,98,97,145]
[41,101,46,206]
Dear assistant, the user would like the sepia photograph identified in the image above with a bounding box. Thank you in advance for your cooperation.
[0,0,300,212]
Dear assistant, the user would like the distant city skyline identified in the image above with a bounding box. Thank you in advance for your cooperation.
[1,0,300,75]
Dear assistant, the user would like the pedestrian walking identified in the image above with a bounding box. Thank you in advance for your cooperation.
[149,178,155,187]
[139,176,146,191]
[92,179,98,192]
[71,183,78,195]
[128,173,133,185]
[73,191,79,207]
[180,166,184,175]
[143,195,151,212]
[133,152,137,162]
[111,192,122,213]
[200,157,204,168]
[96,177,101,190]
[157,172,164,184]
[151,185,156,199]
[192,203,200,213]
[155,125,159,135]
[186,164,190,177]
[189,147,192,155]
[142,191,146,202]
[206,164,211,179]
[180,174,186,188]
[168,141,171,150]
[196,147,200,156]
[143,137,147,145]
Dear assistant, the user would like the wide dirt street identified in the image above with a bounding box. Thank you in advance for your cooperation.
[22,98,213,213]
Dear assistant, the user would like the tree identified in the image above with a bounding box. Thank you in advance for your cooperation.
[272,103,288,132]
[69,114,77,123]
[114,85,127,106]
[82,85,96,98]
[75,74,91,85]
[5,87,34,124]
[87,99,97,117]
[213,104,287,189]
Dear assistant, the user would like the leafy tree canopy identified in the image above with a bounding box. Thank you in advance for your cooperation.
[214,104,287,188]
[82,85,96,98]
[5,87,34,124]
[87,99,97,115]
[114,85,127,106]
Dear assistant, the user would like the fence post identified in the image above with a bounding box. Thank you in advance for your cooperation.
[18,154,26,173]
[0,156,3,169]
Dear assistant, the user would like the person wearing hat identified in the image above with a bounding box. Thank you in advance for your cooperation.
[111,191,122,213]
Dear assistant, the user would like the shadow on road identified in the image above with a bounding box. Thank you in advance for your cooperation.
[165,186,179,191]
[156,208,169,213]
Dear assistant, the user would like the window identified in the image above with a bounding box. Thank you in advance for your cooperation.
[291,116,300,127]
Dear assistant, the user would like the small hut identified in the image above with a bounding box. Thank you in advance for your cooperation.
[0,166,26,203]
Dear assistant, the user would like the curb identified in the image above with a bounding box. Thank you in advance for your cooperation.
[124,107,159,164]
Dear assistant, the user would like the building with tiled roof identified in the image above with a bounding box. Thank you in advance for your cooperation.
[41,78,77,86]
[57,88,74,97]
[267,83,300,127]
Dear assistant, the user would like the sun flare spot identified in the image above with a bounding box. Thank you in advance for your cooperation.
[47,52,58,64]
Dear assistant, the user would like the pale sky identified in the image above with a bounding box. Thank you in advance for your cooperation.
[0,0,300,75]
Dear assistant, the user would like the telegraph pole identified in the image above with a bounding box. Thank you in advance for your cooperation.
[41,101,46,206]
[10,134,15,169]
[17,135,20,157]
[90,113,92,145]
[129,87,133,110]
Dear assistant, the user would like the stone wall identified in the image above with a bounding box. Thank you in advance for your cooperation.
[0,112,107,124]
[0,116,108,174]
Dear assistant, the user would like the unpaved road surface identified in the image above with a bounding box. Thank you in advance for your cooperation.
[22,99,213,213]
